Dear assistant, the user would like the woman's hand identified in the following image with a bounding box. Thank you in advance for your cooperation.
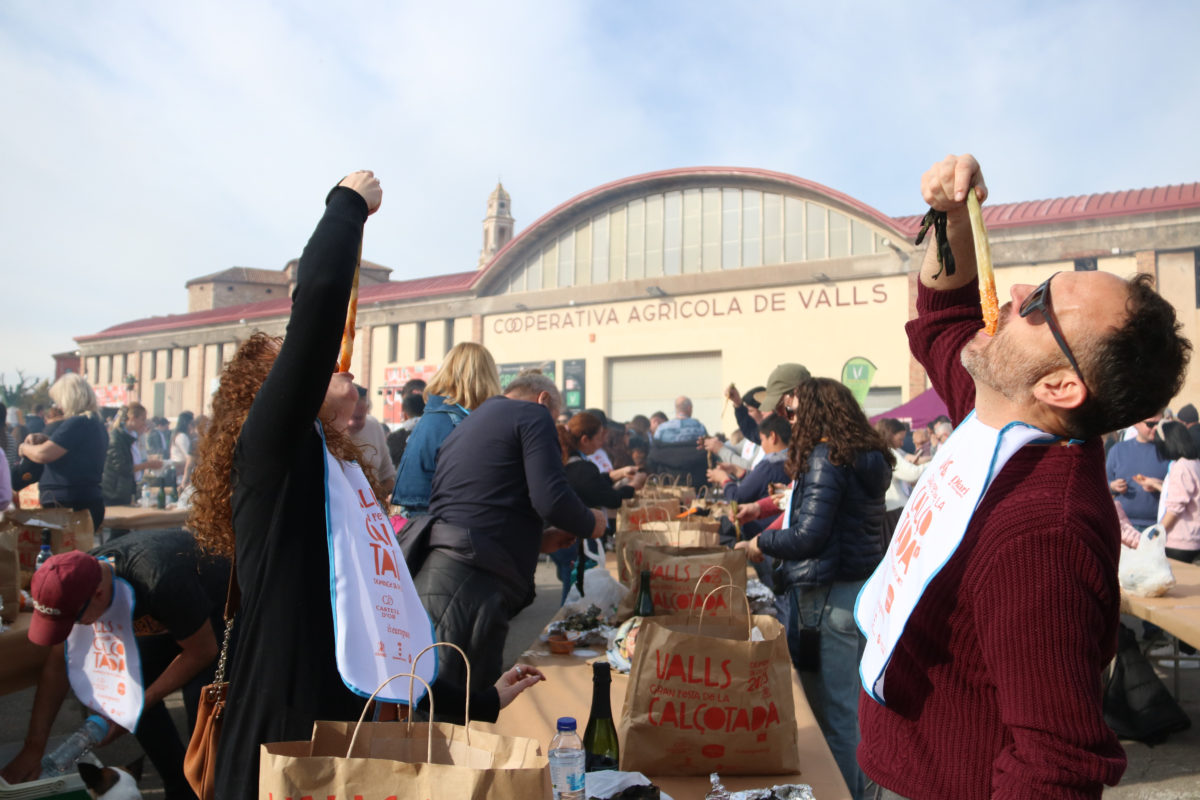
[338,170,382,215]
[736,502,762,524]
[1132,474,1163,493]
[610,466,637,482]
[495,664,545,710]
[629,471,648,490]
[734,536,765,564]
[707,467,731,486]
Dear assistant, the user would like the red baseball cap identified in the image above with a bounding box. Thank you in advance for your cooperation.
[29,551,103,646]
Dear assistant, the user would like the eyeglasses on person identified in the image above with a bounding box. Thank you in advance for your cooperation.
[1018,272,1090,395]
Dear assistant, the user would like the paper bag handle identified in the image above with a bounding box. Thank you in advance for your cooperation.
[691,566,734,612]
[411,642,472,748]
[349,672,435,762]
[697,584,752,639]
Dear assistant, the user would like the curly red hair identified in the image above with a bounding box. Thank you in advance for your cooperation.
[189,332,386,559]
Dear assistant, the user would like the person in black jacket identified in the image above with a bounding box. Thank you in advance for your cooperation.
[414,373,606,701]
[187,173,542,798]
[552,411,646,601]
[100,402,164,506]
[735,377,893,800]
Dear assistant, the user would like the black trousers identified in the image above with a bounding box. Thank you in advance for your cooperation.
[412,550,511,718]
[133,635,216,800]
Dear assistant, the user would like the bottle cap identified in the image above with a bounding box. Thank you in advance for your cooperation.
[85,714,110,734]
[556,716,577,731]
[592,662,611,681]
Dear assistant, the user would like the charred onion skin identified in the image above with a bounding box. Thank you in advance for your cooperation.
[337,243,363,373]
[967,190,999,336]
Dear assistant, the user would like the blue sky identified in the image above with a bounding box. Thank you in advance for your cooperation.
[3,0,1199,381]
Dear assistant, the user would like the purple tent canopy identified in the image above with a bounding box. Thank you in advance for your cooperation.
[869,388,949,429]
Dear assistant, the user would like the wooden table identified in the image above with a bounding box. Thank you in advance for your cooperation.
[1120,558,1200,649]
[1120,557,1200,696]
[0,612,49,696]
[484,639,851,798]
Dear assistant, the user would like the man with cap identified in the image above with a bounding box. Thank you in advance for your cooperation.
[726,364,811,444]
[1,530,228,798]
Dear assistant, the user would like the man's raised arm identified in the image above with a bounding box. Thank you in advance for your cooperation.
[919,153,989,291]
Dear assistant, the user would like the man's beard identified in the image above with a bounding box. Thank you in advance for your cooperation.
[961,302,1060,402]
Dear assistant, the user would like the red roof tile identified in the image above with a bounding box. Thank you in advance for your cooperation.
[892,182,1200,236]
[77,270,478,342]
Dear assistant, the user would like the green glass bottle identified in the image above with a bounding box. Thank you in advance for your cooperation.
[635,569,655,617]
[583,662,620,771]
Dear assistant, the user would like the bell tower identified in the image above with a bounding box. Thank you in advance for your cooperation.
[479,182,514,268]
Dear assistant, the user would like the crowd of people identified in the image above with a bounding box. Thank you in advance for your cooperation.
[1,154,1195,800]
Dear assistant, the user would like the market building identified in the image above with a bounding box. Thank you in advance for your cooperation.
[73,168,1200,432]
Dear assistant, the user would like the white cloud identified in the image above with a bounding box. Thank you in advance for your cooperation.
[2,0,1198,380]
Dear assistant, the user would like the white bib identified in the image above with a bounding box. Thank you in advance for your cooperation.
[854,412,1055,704]
[322,427,436,704]
[66,576,144,731]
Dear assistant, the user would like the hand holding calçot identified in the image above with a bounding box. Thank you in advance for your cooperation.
[338,170,382,215]
[920,154,988,212]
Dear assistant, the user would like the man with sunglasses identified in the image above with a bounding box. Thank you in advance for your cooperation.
[855,154,1190,800]
[2,530,228,797]
[1106,414,1170,531]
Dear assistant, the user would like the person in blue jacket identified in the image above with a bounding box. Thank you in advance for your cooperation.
[390,342,501,513]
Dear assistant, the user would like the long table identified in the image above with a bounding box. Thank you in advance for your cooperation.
[484,571,851,800]
[1119,557,1200,649]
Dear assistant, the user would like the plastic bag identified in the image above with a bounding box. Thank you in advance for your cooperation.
[564,539,629,616]
[1119,524,1176,597]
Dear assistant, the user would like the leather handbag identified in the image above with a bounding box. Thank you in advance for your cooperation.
[184,564,239,799]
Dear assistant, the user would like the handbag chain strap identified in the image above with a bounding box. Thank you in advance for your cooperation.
[214,559,240,685]
[214,616,235,685]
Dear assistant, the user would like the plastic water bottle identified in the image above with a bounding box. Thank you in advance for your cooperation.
[141,483,153,508]
[34,530,53,571]
[549,716,586,800]
[40,715,109,777]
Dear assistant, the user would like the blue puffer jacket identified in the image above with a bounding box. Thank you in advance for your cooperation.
[758,443,891,588]
[390,394,468,510]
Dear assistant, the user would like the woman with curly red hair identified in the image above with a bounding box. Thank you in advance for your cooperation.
[191,174,541,798]
[736,377,894,799]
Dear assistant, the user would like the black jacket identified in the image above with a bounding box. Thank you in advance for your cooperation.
[100,426,136,505]
[758,443,891,588]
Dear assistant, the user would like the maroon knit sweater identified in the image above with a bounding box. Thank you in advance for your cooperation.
[857,283,1126,799]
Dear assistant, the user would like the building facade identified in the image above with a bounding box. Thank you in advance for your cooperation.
[74,170,1200,432]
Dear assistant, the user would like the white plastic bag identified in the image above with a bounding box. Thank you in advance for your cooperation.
[1118,524,1176,597]
[563,539,628,615]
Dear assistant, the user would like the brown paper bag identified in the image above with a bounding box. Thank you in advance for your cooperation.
[616,547,747,621]
[619,613,800,776]
[0,527,19,623]
[4,508,95,591]
[259,719,551,799]
[617,521,721,585]
[616,499,679,533]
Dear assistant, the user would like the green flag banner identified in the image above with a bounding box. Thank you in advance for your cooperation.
[841,357,877,406]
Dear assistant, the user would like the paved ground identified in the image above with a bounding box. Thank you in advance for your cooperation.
[2,561,1197,797]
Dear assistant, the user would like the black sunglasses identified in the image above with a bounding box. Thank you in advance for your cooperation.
[1018,272,1089,395]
